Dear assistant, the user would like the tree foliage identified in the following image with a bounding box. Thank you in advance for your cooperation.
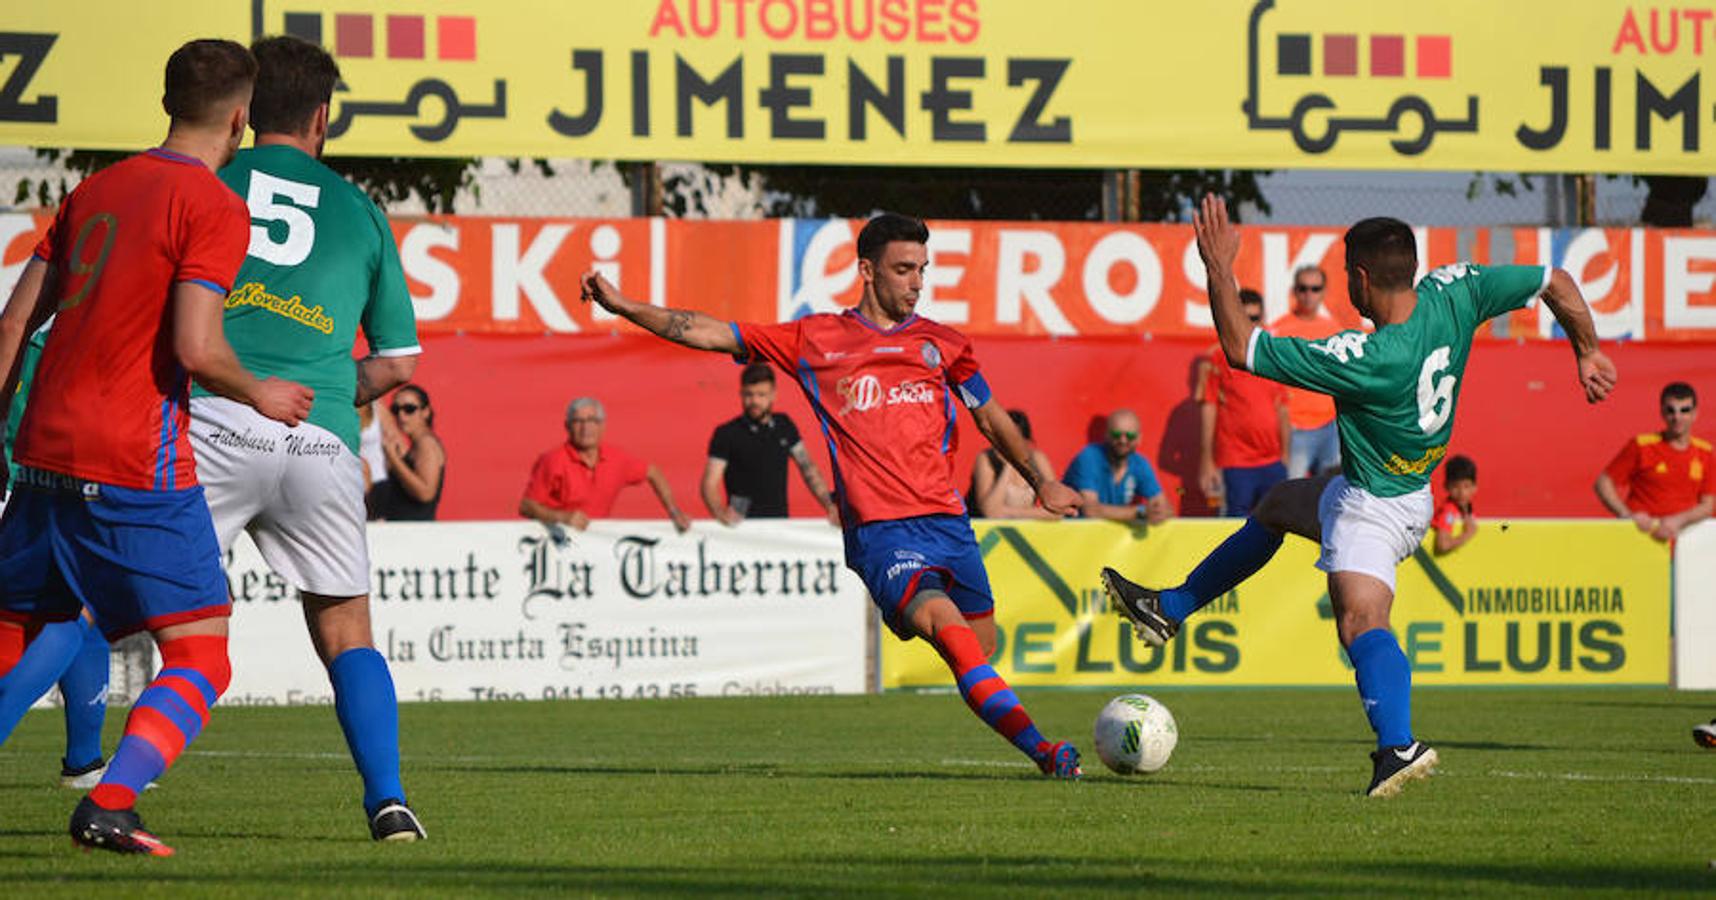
[15,148,484,214]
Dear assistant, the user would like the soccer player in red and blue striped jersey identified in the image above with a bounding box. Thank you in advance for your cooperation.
[0,39,314,855]
[580,213,1086,777]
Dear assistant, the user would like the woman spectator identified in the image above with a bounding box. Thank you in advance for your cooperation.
[368,384,446,521]
[972,410,1061,519]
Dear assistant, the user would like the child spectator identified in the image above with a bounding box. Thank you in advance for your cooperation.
[1431,454,1479,556]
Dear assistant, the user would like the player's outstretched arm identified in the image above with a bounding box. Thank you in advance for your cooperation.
[579,271,740,355]
[1192,194,1255,368]
[173,282,314,426]
[970,399,1080,516]
[1540,268,1617,404]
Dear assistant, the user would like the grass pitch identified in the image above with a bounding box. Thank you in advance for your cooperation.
[3,687,1713,897]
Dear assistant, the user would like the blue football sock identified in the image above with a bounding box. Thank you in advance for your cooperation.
[57,619,110,770]
[1349,628,1413,748]
[1159,519,1285,623]
[0,619,84,746]
[329,647,405,813]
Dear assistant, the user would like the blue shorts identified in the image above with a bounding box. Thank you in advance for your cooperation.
[0,469,229,640]
[843,514,994,640]
[1222,461,1288,516]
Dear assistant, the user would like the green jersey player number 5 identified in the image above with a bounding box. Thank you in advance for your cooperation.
[246,172,319,267]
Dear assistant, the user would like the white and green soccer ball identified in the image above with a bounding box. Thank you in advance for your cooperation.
[1093,693,1178,774]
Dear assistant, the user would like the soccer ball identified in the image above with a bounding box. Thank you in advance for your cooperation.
[1093,693,1178,774]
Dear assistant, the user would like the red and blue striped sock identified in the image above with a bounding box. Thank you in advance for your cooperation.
[90,634,230,811]
[934,624,1050,763]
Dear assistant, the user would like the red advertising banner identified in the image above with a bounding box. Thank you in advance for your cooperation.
[3,214,1714,342]
[380,217,1716,341]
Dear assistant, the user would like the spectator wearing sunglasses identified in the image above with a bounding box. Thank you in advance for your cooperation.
[1063,409,1173,524]
[1594,381,1713,542]
[1270,264,1343,478]
[1199,289,1291,516]
[369,384,445,521]
[520,397,691,533]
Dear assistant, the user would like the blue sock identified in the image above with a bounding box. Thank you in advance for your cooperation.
[329,648,405,813]
[1348,628,1413,748]
[0,619,84,746]
[58,619,110,770]
[1159,519,1285,623]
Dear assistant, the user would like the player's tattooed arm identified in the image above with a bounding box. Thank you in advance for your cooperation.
[663,310,695,341]
[355,354,418,406]
[790,442,840,521]
[579,270,740,354]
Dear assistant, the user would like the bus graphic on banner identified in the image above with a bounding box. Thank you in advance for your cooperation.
[250,2,505,143]
[1243,0,1479,155]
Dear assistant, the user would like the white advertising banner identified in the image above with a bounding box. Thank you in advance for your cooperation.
[1674,520,1716,690]
[222,520,868,706]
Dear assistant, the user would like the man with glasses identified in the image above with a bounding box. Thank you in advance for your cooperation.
[1594,382,1712,542]
[185,36,425,841]
[1063,409,1173,525]
[1199,289,1291,516]
[519,397,691,533]
[1271,264,1343,477]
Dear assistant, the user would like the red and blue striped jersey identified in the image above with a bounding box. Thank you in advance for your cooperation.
[16,149,250,490]
[734,309,993,526]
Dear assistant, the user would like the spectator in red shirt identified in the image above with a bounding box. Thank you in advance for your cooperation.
[1199,289,1290,516]
[1431,455,1479,556]
[1594,381,1714,541]
[519,397,690,532]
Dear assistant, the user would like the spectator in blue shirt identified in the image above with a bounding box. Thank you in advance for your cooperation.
[1064,409,1174,525]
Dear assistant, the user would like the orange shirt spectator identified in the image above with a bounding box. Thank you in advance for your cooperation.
[1269,308,1340,432]
[1270,266,1344,477]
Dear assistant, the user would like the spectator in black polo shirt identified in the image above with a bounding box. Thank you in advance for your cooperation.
[702,363,839,525]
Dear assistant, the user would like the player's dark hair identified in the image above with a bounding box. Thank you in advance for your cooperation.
[1238,288,1264,306]
[163,39,257,126]
[856,213,929,266]
[1445,454,1477,484]
[396,384,434,428]
[1662,381,1697,406]
[1007,409,1033,441]
[1343,217,1418,291]
[249,35,340,135]
[741,363,775,387]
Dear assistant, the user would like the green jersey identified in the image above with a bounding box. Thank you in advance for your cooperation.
[1249,263,1548,497]
[3,320,49,485]
[198,144,419,453]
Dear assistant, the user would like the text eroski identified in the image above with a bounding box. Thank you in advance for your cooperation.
[548,52,1072,144]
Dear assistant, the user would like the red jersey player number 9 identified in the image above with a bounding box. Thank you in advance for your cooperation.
[57,212,118,312]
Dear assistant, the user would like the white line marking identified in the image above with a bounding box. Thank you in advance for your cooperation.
[1487,769,1716,786]
[938,758,1716,786]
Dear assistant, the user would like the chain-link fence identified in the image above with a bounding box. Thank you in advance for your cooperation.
[4,147,1712,228]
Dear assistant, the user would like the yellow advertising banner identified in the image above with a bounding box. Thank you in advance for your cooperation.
[1,2,1711,173]
[881,520,1670,689]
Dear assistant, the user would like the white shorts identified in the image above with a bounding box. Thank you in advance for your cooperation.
[190,396,370,597]
[1315,475,1433,592]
